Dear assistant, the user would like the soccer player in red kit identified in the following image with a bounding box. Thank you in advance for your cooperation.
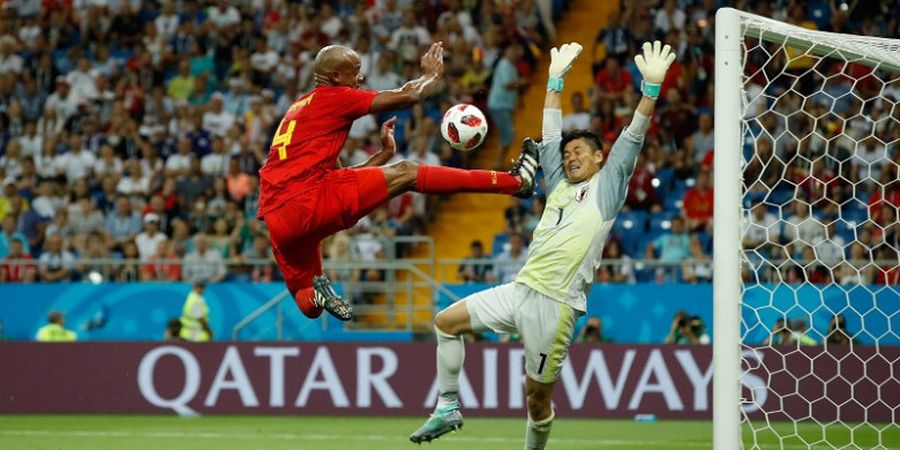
[259,42,539,321]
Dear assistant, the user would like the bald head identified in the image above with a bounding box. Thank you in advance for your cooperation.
[314,45,362,88]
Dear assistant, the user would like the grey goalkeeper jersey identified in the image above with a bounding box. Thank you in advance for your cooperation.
[516,108,644,312]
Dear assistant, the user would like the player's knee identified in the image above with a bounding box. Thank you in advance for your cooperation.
[433,311,457,337]
[383,159,420,192]
[395,159,419,183]
[526,389,552,420]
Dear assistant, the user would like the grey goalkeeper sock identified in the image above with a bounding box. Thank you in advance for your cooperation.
[524,410,555,450]
[435,325,464,404]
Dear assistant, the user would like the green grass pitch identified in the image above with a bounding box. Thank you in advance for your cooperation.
[0,415,896,449]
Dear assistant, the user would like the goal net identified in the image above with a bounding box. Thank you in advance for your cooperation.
[714,8,899,450]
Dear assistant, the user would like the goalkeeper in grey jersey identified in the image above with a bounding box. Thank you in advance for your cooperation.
[409,41,676,449]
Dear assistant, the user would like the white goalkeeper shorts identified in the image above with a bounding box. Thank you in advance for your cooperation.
[464,282,580,384]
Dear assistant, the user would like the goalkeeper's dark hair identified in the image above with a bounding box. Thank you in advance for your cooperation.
[560,130,602,154]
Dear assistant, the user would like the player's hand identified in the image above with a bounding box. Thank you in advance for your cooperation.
[548,42,583,79]
[379,116,398,156]
[421,42,444,78]
[634,40,676,85]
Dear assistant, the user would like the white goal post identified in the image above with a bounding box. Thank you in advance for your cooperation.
[714,7,899,450]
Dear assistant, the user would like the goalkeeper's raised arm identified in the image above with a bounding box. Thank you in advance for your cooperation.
[538,42,583,194]
[596,40,676,219]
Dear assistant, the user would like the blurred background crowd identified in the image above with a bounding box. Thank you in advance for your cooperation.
[0,0,896,289]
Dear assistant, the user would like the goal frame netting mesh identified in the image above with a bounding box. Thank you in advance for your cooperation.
[713,8,899,450]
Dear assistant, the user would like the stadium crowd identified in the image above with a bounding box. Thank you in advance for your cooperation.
[0,0,896,289]
[479,0,899,286]
[0,0,561,284]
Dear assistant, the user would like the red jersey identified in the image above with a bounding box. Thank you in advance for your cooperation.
[683,187,714,222]
[257,86,378,217]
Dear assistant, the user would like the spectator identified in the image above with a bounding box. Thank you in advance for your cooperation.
[143,240,182,282]
[135,213,168,260]
[182,233,227,283]
[784,199,826,247]
[390,10,432,63]
[35,310,77,342]
[764,318,793,345]
[682,169,714,232]
[488,44,523,169]
[493,232,528,284]
[686,112,714,163]
[665,310,688,343]
[825,314,855,346]
[593,57,634,104]
[167,60,195,101]
[593,10,635,67]
[743,201,779,249]
[165,137,195,180]
[241,234,277,283]
[163,318,184,341]
[209,218,237,260]
[226,158,252,202]
[0,237,36,283]
[78,231,113,282]
[179,282,213,342]
[576,316,613,343]
[201,137,230,177]
[106,197,142,250]
[597,239,634,284]
[94,145,124,179]
[458,240,495,283]
[666,315,710,345]
[0,216,29,259]
[682,235,712,283]
[658,89,697,148]
[38,235,76,282]
[202,94,235,138]
[812,222,846,269]
[624,153,660,211]
[646,216,691,262]
[789,318,818,346]
[654,0,686,35]
[116,160,151,197]
[562,91,591,132]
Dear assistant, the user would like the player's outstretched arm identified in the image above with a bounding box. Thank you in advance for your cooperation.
[541,42,583,193]
[369,42,444,114]
[353,117,398,168]
[596,41,675,220]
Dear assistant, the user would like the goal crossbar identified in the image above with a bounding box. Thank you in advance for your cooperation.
[736,9,900,73]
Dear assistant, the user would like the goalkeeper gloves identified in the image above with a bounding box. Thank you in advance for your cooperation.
[634,40,676,100]
[547,42,583,92]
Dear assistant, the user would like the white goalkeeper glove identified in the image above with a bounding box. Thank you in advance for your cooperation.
[547,42,583,92]
[634,40,676,99]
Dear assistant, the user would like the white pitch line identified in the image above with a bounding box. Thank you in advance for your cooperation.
[4,429,894,449]
[0,429,711,448]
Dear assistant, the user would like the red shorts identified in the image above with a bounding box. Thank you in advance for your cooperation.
[263,167,388,293]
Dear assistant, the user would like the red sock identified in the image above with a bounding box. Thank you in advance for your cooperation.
[294,287,323,319]
[415,165,521,195]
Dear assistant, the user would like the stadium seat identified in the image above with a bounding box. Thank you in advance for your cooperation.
[492,233,510,256]
[649,211,678,235]
[695,231,713,254]
[614,211,648,256]
[655,167,675,201]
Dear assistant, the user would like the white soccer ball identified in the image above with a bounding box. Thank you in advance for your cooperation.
[440,103,488,151]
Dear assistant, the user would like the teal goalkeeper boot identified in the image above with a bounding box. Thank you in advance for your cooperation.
[408,401,464,444]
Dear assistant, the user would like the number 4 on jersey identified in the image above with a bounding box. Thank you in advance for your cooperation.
[272,94,313,160]
[273,119,296,160]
